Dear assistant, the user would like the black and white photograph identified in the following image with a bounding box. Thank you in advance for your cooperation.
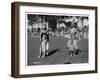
[11,2,97,77]
[27,14,89,66]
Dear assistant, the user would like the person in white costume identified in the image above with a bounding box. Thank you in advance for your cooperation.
[67,17,81,56]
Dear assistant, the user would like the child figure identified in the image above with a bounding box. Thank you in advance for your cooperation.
[39,33,49,58]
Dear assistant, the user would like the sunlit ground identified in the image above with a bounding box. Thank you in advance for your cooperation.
[27,32,88,66]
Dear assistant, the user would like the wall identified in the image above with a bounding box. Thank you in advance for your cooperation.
[0,0,99,80]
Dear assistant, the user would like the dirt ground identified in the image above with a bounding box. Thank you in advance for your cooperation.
[27,33,88,66]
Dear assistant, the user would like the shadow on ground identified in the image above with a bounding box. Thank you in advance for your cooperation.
[46,49,60,57]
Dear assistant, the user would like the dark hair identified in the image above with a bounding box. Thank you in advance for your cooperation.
[41,33,49,41]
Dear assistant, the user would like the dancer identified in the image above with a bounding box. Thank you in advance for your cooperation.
[68,22,81,56]
[39,21,49,58]
[39,33,49,58]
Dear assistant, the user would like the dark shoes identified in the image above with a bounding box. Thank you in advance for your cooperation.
[75,49,81,55]
[69,51,74,56]
[69,49,81,56]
